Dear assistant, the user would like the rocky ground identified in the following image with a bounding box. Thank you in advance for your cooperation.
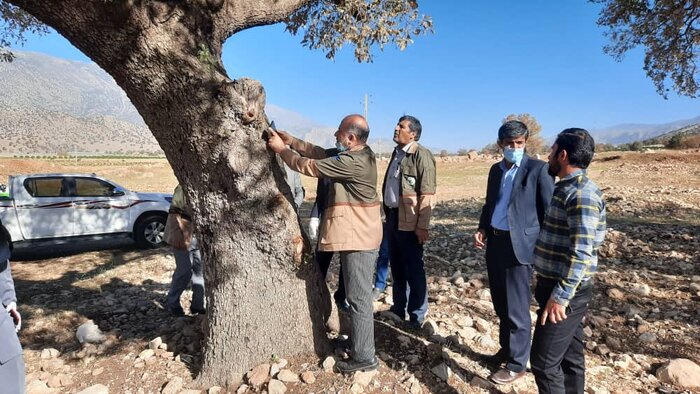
[8,150,700,393]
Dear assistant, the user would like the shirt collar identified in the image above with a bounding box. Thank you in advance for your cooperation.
[395,141,415,154]
[499,159,520,171]
[559,169,585,182]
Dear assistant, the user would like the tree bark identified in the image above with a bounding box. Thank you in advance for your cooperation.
[8,0,332,387]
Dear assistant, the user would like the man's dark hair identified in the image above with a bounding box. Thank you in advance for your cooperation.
[399,115,422,141]
[498,120,529,142]
[554,128,596,169]
[348,122,370,142]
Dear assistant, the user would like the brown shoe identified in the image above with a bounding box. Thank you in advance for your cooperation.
[489,368,525,385]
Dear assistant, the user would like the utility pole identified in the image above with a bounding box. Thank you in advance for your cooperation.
[362,93,372,122]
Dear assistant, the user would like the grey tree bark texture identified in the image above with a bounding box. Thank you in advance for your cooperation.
[8,0,333,387]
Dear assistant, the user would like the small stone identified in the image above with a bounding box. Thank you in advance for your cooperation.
[639,332,657,344]
[276,369,299,383]
[470,376,494,389]
[353,370,377,386]
[300,371,316,384]
[92,368,104,376]
[606,288,625,301]
[26,379,59,394]
[430,363,452,381]
[457,316,473,328]
[76,384,109,394]
[350,383,364,393]
[322,356,336,372]
[235,384,249,394]
[267,379,287,394]
[423,320,439,335]
[138,349,155,360]
[474,317,490,333]
[583,326,593,338]
[246,364,270,386]
[161,377,183,394]
[409,379,423,394]
[47,375,63,388]
[208,387,223,394]
[630,283,651,297]
[40,348,60,359]
[656,358,700,388]
[148,337,163,350]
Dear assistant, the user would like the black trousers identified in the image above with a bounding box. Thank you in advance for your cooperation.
[530,277,592,394]
[316,249,346,303]
[485,230,533,372]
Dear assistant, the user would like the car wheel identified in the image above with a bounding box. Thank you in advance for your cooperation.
[134,214,166,248]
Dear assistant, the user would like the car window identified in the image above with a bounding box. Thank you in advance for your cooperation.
[24,178,65,198]
[74,178,114,197]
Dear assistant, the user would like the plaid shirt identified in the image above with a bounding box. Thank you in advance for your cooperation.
[534,170,606,306]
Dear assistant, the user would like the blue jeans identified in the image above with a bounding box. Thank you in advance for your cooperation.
[373,221,391,290]
[386,208,428,324]
[166,237,205,312]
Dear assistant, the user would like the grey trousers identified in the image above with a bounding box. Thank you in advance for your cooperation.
[166,237,205,312]
[340,249,378,362]
[0,354,25,394]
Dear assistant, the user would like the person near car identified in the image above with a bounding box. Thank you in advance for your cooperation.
[164,185,205,316]
[382,115,436,329]
[0,219,25,393]
[530,128,607,393]
[267,114,382,374]
[474,120,554,385]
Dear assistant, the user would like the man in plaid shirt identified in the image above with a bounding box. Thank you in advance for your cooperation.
[530,128,606,393]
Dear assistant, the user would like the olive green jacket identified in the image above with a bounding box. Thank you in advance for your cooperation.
[382,142,437,231]
[281,139,382,252]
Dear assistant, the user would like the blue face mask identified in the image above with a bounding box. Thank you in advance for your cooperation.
[336,140,349,152]
[503,147,524,164]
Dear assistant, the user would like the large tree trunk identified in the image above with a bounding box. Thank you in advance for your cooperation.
[9,0,332,387]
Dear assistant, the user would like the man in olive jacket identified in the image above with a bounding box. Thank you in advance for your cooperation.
[267,114,382,374]
[382,115,437,328]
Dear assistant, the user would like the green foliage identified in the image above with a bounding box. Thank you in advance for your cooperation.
[285,0,433,62]
[593,0,700,98]
[0,0,48,62]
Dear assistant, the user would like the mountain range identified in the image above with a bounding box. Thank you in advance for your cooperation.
[0,50,696,155]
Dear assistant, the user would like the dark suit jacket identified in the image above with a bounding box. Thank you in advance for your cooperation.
[478,155,554,265]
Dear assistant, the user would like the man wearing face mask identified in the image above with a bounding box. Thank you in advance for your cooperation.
[474,120,554,385]
[267,114,382,374]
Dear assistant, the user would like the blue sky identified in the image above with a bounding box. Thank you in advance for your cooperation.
[12,1,699,150]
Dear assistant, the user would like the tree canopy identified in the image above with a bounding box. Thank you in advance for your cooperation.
[594,0,700,98]
[0,1,46,61]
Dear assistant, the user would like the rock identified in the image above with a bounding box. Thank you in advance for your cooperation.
[276,369,299,383]
[353,370,377,386]
[409,379,423,394]
[656,358,700,388]
[300,371,316,384]
[474,317,490,333]
[457,315,473,328]
[161,377,183,394]
[26,380,59,394]
[423,320,439,335]
[612,354,635,371]
[47,375,63,388]
[630,283,651,296]
[92,368,104,376]
[138,349,155,360]
[380,310,403,323]
[639,332,657,344]
[322,356,336,372]
[583,326,593,338]
[267,379,287,394]
[235,384,249,394]
[476,334,497,349]
[350,383,364,393]
[606,288,625,301]
[40,348,60,359]
[207,387,223,394]
[470,376,494,390]
[76,320,105,344]
[458,327,478,340]
[430,363,452,381]
[477,289,492,301]
[246,363,270,386]
[148,337,163,350]
[76,384,109,394]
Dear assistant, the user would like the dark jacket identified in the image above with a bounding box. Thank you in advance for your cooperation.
[478,155,554,265]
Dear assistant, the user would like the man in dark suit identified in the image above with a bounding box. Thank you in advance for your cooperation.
[475,120,554,385]
[0,220,25,393]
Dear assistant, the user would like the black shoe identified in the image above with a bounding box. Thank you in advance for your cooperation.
[190,308,207,315]
[334,356,379,374]
[489,368,525,384]
[407,320,423,330]
[336,300,351,314]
